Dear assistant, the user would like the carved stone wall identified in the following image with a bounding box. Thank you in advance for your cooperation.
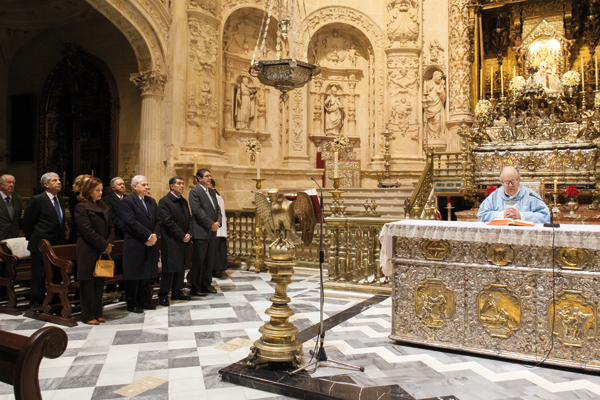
[448,0,471,120]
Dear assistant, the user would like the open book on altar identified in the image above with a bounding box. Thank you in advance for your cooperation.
[487,218,535,227]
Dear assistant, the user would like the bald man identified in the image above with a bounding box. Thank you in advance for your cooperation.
[478,166,550,224]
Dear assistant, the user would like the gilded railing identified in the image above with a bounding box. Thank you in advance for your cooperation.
[403,151,434,218]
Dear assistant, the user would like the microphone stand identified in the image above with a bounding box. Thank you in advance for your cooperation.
[289,177,364,375]
[530,192,560,228]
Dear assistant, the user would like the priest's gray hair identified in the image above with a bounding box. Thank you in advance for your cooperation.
[110,177,124,188]
[131,175,148,187]
[499,166,520,180]
[0,174,14,184]
[40,172,59,186]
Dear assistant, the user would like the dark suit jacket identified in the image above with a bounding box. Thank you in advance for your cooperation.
[74,201,115,280]
[189,184,221,240]
[22,192,66,253]
[159,193,193,273]
[103,193,126,240]
[120,194,161,280]
[0,194,22,240]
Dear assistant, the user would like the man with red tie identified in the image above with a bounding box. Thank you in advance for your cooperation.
[22,172,67,309]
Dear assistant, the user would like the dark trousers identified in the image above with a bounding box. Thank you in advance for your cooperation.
[125,279,151,309]
[80,278,105,322]
[30,251,62,308]
[105,257,123,293]
[214,237,229,273]
[191,237,215,293]
[159,271,185,298]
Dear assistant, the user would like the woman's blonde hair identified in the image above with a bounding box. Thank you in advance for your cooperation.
[72,174,92,193]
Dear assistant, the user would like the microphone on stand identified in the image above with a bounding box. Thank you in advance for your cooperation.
[530,192,559,228]
[311,177,325,265]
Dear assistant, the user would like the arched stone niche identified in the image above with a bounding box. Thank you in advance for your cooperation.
[221,7,278,142]
[307,24,372,159]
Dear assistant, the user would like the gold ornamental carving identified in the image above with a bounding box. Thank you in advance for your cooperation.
[419,239,450,261]
[478,284,521,338]
[415,279,455,328]
[554,248,591,271]
[548,290,597,348]
[485,243,515,266]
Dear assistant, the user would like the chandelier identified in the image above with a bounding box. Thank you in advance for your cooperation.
[249,0,320,103]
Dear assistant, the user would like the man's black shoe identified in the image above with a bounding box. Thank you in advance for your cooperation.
[141,303,156,310]
[190,291,207,297]
[158,297,170,307]
[171,294,191,301]
[202,286,217,294]
[127,306,144,313]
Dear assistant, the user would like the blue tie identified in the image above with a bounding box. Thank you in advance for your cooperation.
[141,197,148,212]
[4,197,9,204]
[53,196,62,223]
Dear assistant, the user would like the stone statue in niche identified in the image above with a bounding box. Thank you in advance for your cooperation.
[235,76,257,130]
[199,80,212,106]
[347,43,358,67]
[387,0,419,44]
[324,86,344,136]
[428,40,444,64]
[424,71,446,140]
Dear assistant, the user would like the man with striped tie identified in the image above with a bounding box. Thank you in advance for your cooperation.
[22,172,67,309]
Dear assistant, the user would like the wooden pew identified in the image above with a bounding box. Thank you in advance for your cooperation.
[25,239,124,327]
[0,326,68,400]
[0,241,32,315]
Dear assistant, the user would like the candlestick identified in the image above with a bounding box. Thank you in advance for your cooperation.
[193,154,198,175]
[256,151,261,180]
[581,56,585,90]
[513,66,516,78]
[62,171,66,186]
[91,169,94,178]
[491,66,494,95]
[334,151,339,179]
[500,65,504,97]
[554,178,558,192]
[594,54,598,90]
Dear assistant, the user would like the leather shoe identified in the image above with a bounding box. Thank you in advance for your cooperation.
[171,294,191,301]
[127,306,144,313]
[85,319,100,325]
[159,297,170,307]
[97,317,106,323]
[141,303,156,310]
[203,285,217,294]
[189,290,207,297]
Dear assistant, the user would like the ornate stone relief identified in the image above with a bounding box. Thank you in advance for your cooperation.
[187,80,214,127]
[189,20,219,75]
[221,0,264,15]
[427,40,444,65]
[222,15,272,57]
[190,0,219,18]
[313,30,363,69]
[291,90,304,152]
[387,54,419,139]
[448,0,471,117]
[386,0,419,46]
[130,70,167,96]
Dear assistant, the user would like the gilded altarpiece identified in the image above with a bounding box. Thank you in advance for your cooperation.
[389,222,600,371]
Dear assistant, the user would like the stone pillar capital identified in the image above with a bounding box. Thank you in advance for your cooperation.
[130,71,167,97]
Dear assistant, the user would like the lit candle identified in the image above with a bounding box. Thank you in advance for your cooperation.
[581,56,585,90]
[491,66,494,96]
[334,151,339,179]
[256,152,260,180]
[594,54,598,90]
[513,66,516,78]
[193,154,198,176]
[447,196,451,205]
[500,65,504,97]
[479,69,483,99]
[554,178,558,192]
[91,169,94,177]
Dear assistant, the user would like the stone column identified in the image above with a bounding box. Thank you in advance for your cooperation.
[447,0,473,150]
[130,71,167,192]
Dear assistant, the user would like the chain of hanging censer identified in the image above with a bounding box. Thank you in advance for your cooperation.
[248,0,320,103]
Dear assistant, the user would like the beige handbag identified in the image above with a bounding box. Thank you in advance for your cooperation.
[94,253,114,277]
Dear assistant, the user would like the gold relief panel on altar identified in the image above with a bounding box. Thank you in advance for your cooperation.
[548,290,596,348]
[415,279,455,328]
[478,285,521,338]
[485,243,515,266]
[554,248,591,271]
[419,239,450,261]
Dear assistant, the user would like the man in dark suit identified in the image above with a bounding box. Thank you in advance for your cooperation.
[120,175,161,313]
[103,177,126,293]
[189,168,221,296]
[0,174,22,240]
[158,176,193,306]
[22,172,66,308]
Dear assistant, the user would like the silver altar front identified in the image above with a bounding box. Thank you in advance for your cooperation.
[382,220,600,371]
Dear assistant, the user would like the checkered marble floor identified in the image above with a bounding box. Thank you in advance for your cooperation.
[0,267,598,400]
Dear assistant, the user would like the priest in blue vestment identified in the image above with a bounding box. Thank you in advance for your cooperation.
[477,166,550,224]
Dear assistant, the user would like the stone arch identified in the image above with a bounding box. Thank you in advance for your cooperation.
[300,6,385,161]
[84,0,169,73]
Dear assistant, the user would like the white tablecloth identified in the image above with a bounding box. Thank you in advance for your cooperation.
[379,220,600,276]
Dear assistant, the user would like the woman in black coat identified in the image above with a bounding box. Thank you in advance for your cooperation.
[68,174,91,244]
[74,177,114,325]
